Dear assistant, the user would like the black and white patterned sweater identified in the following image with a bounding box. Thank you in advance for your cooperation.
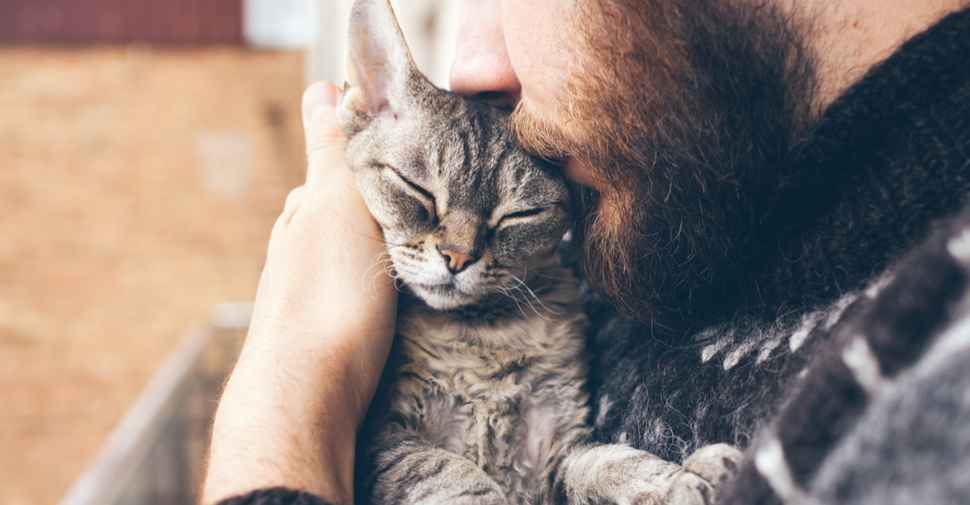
[583,8,970,505]
[218,8,970,505]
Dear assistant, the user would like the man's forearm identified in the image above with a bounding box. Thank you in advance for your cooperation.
[202,327,360,504]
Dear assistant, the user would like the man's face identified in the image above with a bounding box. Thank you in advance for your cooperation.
[452,0,816,328]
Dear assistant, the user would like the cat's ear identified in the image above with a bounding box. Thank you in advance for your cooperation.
[338,0,425,134]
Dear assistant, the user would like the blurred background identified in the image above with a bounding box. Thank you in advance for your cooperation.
[0,1,456,503]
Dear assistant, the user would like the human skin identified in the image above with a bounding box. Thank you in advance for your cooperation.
[201,82,398,504]
[201,1,966,504]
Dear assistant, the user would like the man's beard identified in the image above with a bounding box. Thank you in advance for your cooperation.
[511,0,818,332]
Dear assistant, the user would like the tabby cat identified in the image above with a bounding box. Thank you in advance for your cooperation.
[334,1,740,504]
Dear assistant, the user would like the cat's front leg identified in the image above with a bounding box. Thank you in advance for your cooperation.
[663,443,743,504]
[363,430,509,505]
[552,443,741,505]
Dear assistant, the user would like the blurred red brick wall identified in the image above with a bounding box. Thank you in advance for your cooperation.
[0,0,242,44]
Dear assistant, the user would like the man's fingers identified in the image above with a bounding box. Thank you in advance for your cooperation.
[303,81,348,155]
[293,81,385,272]
[285,185,305,210]
[280,185,306,225]
[302,80,340,131]
[301,81,356,198]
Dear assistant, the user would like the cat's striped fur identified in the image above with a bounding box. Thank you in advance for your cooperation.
[336,1,741,504]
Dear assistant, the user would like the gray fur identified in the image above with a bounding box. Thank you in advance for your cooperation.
[335,1,741,503]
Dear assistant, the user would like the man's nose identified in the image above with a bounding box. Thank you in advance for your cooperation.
[449,0,520,107]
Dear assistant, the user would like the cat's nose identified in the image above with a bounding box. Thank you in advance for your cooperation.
[438,245,478,274]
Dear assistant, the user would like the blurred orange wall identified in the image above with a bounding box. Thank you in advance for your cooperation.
[0,45,307,505]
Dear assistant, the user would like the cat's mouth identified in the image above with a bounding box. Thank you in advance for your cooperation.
[407,281,481,310]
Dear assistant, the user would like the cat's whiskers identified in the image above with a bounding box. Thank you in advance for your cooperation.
[513,286,549,320]
[510,271,563,317]
[533,270,573,282]
[497,283,534,318]
[381,238,411,249]
[497,276,551,321]
[370,250,400,275]
[354,232,410,252]
[354,235,411,295]
[380,262,403,282]
[361,252,402,297]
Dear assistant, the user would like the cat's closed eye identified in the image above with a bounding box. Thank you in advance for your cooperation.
[385,166,436,215]
[499,208,548,227]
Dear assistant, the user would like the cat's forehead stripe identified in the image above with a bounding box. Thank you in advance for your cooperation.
[444,122,505,212]
[435,136,447,180]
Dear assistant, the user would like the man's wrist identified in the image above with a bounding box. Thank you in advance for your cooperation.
[202,336,361,505]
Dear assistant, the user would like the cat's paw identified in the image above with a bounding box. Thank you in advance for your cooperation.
[661,470,716,505]
[661,444,742,505]
[682,443,742,488]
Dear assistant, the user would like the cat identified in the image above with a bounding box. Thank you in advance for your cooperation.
[334,1,741,504]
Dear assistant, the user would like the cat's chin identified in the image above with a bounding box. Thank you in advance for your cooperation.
[406,283,481,311]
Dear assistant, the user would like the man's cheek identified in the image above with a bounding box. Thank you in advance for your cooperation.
[501,1,586,108]
[562,157,609,193]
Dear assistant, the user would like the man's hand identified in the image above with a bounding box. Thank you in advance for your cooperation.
[202,81,398,505]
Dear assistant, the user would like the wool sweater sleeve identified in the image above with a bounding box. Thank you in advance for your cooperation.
[216,487,335,505]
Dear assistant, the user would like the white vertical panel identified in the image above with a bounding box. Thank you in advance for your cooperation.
[243,0,312,49]
[430,0,457,89]
[305,0,353,86]
[305,0,457,89]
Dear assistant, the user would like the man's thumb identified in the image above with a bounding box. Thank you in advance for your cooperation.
[302,81,346,156]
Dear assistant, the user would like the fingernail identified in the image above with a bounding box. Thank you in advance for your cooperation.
[310,103,334,123]
[303,82,340,124]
